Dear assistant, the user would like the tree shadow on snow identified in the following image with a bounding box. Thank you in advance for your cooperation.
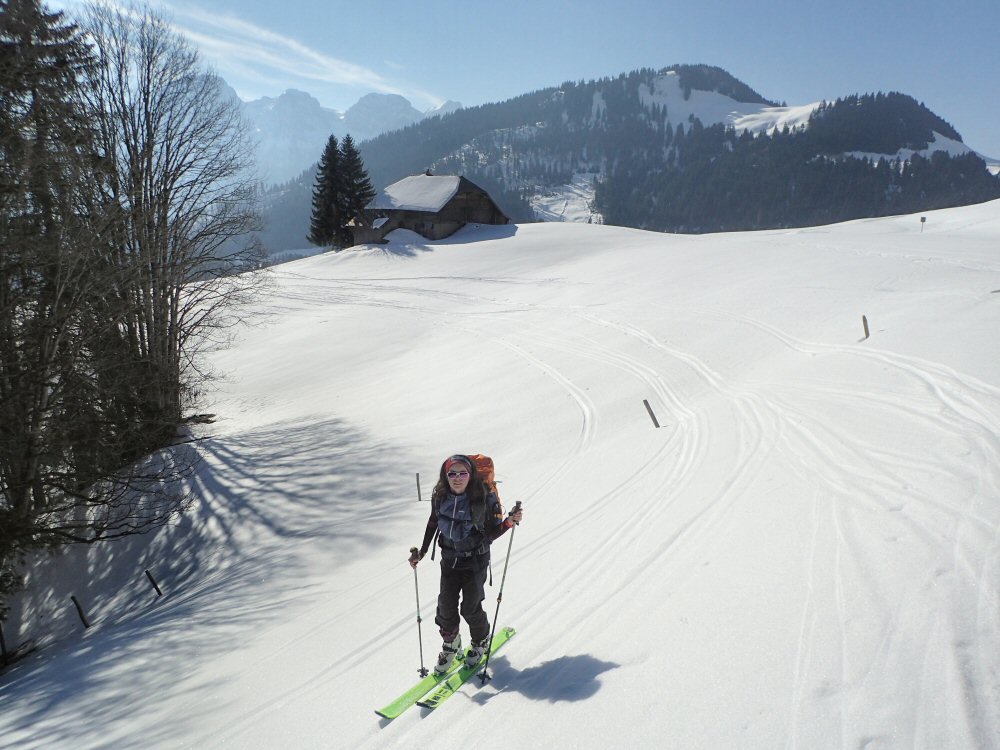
[0,416,416,749]
[473,653,619,705]
[370,240,433,258]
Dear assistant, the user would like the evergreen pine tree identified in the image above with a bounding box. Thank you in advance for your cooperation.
[308,133,378,249]
[339,134,376,244]
[308,134,343,248]
[0,0,109,611]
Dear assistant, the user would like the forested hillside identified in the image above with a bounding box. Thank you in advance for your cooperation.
[258,67,1000,251]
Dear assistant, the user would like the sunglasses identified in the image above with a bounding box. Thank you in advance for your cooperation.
[446,471,470,479]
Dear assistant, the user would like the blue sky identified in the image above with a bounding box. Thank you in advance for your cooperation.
[57,0,1000,157]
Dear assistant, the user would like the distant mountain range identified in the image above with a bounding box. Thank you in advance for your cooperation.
[250,65,1000,254]
[238,88,461,185]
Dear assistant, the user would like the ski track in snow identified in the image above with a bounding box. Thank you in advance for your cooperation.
[260,259,1000,747]
[463,288,1000,746]
[625,301,1000,746]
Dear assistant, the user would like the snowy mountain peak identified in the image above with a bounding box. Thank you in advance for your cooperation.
[342,93,425,136]
[273,89,328,111]
[424,100,463,118]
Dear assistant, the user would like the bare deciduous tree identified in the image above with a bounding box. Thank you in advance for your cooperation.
[1,0,265,619]
[82,1,264,442]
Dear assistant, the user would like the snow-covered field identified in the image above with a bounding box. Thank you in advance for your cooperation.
[3,201,1000,749]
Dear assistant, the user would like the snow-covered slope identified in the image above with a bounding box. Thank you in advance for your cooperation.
[529,172,603,223]
[3,202,1000,749]
[640,70,820,136]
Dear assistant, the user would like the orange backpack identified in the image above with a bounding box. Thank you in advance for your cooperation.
[467,453,499,499]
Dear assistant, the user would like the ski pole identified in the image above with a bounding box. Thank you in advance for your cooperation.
[410,547,429,677]
[479,501,521,685]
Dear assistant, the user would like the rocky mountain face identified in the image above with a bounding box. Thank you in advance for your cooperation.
[241,90,462,185]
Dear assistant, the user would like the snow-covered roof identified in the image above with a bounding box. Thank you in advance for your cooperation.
[367,174,461,213]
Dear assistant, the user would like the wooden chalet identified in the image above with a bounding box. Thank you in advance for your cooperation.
[351,173,509,244]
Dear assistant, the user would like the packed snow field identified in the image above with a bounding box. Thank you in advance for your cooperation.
[3,203,1000,749]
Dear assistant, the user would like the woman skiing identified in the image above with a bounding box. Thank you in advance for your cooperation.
[409,454,523,674]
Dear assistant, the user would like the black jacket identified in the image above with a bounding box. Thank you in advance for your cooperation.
[419,489,511,560]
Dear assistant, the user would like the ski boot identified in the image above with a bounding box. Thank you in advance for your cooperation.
[467,635,490,667]
[434,632,462,675]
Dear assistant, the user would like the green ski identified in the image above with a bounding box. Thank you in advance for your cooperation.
[417,626,516,710]
[374,653,465,719]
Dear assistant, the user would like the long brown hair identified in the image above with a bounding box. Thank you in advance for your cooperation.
[431,455,486,505]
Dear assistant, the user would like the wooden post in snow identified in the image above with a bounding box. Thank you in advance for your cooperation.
[70,595,91,629]
[643,399,661,428]
[862,315,870,340]
[145,569,163,597]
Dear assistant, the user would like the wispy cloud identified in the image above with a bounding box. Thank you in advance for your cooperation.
[54,0,441,106]
[171,5,401,96]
